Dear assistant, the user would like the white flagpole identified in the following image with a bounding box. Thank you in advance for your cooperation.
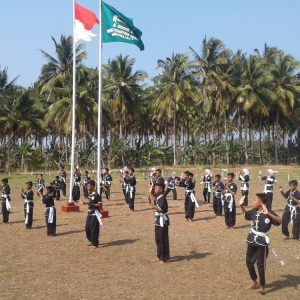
[97,0,103,193]
[69,0,76,203]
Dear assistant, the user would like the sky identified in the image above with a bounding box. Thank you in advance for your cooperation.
[0,0,300,87]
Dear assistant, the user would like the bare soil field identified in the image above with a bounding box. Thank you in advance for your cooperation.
[1,166,300,299]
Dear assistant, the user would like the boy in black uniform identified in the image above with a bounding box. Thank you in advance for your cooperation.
[42,186,56,236]
[21,181,34,229]
[165,172,179,200]
[80,180,102,248]
[102,168,112,200]
[223,173,237,228]
[72,168,81,202]
[124,168,136,211]
[1,178,11,223]
[177,171,197,222]
[51,176,61,201]
[239,193,281,295]
[37,174,45,197]
[201,169,212,203]
[239,169,250,207]
[59,165,67,197]
[148,182,170,264]
[280,180,300,240]
[213,174,225,216]
[154,169,165,186]
[82,171,90,199]
[259,169,275,210]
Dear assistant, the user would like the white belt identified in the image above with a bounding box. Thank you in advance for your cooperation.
[104,181,111,186]
[251,228,270,244]
[288,203,297,224]
[74,182,80,186]
[93,210,103,226]
[168,185,175,190]
[37,185,44,192]
[224,193,234,212]
[186,190,199,208]
[48,207,54,223]
[2,195,11,211]
[155,212,168,227]
[24,200,32,224]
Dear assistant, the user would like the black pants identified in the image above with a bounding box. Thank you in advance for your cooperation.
[246,244,269,287]
[85,215,100,246]
[54,189,60,201]
[242,190,249,207]
[165,188,177,200]
[45,208,56,236]
[104,186,111,200]
[155,226,170,261]
[184,196,195,220]
[224,201,236,227]
[213,196,223,216]
[83,186,88,199]
[24,203,34,229]
[123,187,127,203]
[72,185,80,202]
[292,211,300,240]
[282,208,292,238]
[265,193,273,210]
[127,190,135,211]
[1,201,10,223]
[60,182,66,197]
[203,188,211,202]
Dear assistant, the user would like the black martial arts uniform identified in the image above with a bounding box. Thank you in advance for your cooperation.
[213,181,225,216]
[102,173,112,200]
[124,176,136,211]
[23,190,34,229]
[244,208,280,287]
[154,194,170,262]
[261,175,275,210]
[178,179,196,220]
[82,175,90,199]
[223,183,237,227]
[85,191,102,247]
[72,173,81,202]
[37,178,45,195]
[42,194,56,236]
[164,175,178,200]
[203,174,212,203]
[1,184,11,223]
[239,174,250,207]
[281,189,300,239]
[52,179,61,201]
[59,170,67,197]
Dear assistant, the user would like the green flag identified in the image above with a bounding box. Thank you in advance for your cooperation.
[102,2,145,51]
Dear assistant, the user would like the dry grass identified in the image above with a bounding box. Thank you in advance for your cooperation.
[1,165,300,299]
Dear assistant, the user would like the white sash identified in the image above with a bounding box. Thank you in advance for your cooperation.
[155,212,168,227]
[224,193,234,212]
[48,207,54,224]
[24,200,32,224]
[251,228,270,244]
[4,196,11,211]
[94,210,103,226]
[186,190,199,208]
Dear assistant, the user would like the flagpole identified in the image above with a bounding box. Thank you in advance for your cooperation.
[69,0,76,203]
[97,0,103,193]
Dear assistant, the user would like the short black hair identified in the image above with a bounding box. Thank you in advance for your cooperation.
[189,172,194,177]
[156,169,162,173]
[55,176,59,179]
[215,174,221,179]
[104,167,109,172]
[256,193,268,204]
[46,186,54,193]
[85,170,89,174]
[88,180,96,187]
[227,173,235,178]
[155,182,165,190]
[1,178,8,184]
[289,180,298,186]
[129,168,135,173]
[183,171,190,176]
[26,181,33,187]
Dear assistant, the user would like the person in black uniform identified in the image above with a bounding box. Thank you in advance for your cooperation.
[280,180,300,240]
[1,178,11,223]
[21,181,34,229]
[212,174,225,216]
[148,182,170,264]
[102,168,112,200]
[82,171,90,199]
[42,186,56,236]
[201,169,212,203]
[36,174,45,197]
[72,168,81,202]
[259,169,275,210]
[59,165,67,197]
[239,193,281,295]
[223,173,237,229]
[154,169,165,186]
[239,168,250,207]
[124,168,137,211]
[164,172,179,200]
[177,171,196,222]
[120,167,128,201]
[80,180,102,248]
[51,176,61,201]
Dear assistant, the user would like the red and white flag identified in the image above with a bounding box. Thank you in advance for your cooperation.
[75,2,99,43]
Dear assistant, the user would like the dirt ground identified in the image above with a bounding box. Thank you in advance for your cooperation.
[1,166,300,300]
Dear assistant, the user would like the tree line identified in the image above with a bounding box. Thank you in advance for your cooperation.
[1,35,300,172]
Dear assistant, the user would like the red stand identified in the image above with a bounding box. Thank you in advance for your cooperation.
[100,210,109,218]
[61,202,80,212]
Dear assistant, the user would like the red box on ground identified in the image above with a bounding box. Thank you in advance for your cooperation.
[61,202,80,212]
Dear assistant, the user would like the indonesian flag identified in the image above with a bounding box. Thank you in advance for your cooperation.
[74,2,99,43]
